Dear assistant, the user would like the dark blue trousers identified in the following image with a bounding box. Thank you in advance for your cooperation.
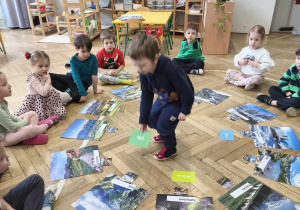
[148,98,180,149]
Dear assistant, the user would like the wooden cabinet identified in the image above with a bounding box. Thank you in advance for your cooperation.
[202,0,235,54]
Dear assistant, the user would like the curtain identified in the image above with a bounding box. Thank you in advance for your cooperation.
[0,0,35,28]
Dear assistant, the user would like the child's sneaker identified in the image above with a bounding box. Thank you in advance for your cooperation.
[154,147,177,161]
[122,79,133,85]
[42,186,57,210]
[190,69,203,75]
[256,93,272,105]
[65,63,71,69]
[286,107,300,117]
[245,84,255,91]
[153,135,162,143]
[22,134,49,145]
[38,115,60,128]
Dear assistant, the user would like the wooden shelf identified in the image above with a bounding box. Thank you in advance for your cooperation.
[186,11,203,16]
[34,23,56,30]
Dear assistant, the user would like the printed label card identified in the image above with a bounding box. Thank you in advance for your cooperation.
[128,129,152,148]
[172,171,196,183]
[220,130,234,141]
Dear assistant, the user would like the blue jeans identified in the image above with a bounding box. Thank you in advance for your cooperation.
[148,98,180,149]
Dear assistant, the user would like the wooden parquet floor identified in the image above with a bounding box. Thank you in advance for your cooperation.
[1,29,300,209]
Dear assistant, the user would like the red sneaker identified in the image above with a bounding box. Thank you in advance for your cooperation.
[154,148,177,161]
[38,115,60,128]
[153,135,162,143]
[22,134,49,145]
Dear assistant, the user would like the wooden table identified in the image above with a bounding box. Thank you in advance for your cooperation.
[112,11,172,48]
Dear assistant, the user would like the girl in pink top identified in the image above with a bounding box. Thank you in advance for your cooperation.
[15,51,70,121]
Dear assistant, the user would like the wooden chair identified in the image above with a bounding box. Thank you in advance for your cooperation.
[163,13,173,55]
[56,11,79,35]
[113,12,126,48]
[136,6,150,11]
[123,19,143,57]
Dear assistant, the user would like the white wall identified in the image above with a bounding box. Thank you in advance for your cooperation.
[271,0,300,31]
[0,5,6,28]
[231,0,276,34]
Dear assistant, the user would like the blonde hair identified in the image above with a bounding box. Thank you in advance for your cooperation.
[25,50,50,66]
[248,25,265,40]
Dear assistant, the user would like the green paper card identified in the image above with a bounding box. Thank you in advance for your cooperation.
[172,171,196,183]
[128,129,152,148]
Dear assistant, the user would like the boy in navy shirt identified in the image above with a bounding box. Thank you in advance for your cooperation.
[50,34,103,103]
[128,33,194,160]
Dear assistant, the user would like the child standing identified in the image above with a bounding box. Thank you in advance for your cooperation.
[172,23,205,75]
[97,30,133,85]
[50,34,103,103]
[129,33,194,160]
[0,72,58,146]
[15,51,67,121]
[257,47,300,117]
[225,25,275,90]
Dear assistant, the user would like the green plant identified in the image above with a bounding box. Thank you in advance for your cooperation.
[213,0,232,32]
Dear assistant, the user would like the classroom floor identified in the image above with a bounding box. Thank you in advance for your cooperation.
[0,29,300,209]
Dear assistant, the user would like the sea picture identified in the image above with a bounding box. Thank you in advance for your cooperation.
[72,173,150,210]
[250,125,300,150]
[50,145,102,181]
[111,86,142,101]
[226,103,277,124]
[218,176,300,210]
[254,149,300,188]
[79,100,121,116]
[60,119,110,141]
[155,194,214,210]
[194,88,230,105]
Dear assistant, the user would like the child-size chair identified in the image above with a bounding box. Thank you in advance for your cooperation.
[123,19,143,57]
[136,6,150,11]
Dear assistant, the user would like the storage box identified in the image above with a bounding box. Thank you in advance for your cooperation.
[147,4,156,9]
[164,5,174,9]
[124,0,133,4]
[115,3,123,10]
[133,3,142,9]
[124,4,133,9]
[165,0,174,5]
[189,8,202,13]
[156,0,165,5]
[156,5,164,9]
[147,0,156,4]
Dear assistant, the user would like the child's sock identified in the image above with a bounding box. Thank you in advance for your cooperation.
[101,81,107,86]
[256,94,273,105]
[38,116,60,128]
[22,134,49,145]
[190,69,203,75]
[245,84,255,91]
[42,186,57,210]
[286,107,300,117]
[119,79,133,85]
[60,92,72,105]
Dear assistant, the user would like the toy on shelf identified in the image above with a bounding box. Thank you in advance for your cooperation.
[189,3,202,13]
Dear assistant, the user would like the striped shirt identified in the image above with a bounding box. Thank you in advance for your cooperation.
[278,63,300,97]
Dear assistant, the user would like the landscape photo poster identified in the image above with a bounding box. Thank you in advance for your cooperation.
[60,119,110,141]
[72,173,150,210]
[194,88,230,105]
[226,103,277,124]
[79,100,121,116]
[111,86,142,101]
[218,176,300,210]
[50,145,102,181]
[155,194,214,210]
[250,125,300,150]
[254,149,300,188]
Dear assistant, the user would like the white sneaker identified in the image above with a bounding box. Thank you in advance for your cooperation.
[245,84,255,91]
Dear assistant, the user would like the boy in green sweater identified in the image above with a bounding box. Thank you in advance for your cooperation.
[172,23,205,75]
[257,47,300,116]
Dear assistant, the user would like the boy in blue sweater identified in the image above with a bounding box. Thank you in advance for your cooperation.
[128,33,194,160]
[50,34,103,103]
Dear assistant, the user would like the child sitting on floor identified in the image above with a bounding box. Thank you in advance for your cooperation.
[14,51,67,120]
[0,71,58,146]
[129,33,194,160]
[0,136,56,210]
[225,25,275,90]
[97,30,133,86]
[172,23,205,75]
[50,34,103,103]
[257,47,300,117]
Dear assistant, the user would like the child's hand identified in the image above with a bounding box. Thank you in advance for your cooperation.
[23,115,31,122]
[79,95,87,103]
[248,60,260,68]
[95,88,104,94]
[178,113,186,121]
[107,70,114,75]
[285,92,292,97]
[238,57,248,66]
[44,72,51,85]
[139,124,147,133]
